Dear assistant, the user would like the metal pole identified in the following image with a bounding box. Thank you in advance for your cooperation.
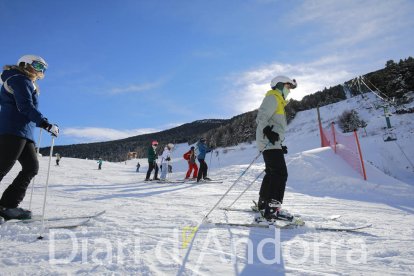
[29,129,43,210]
[38,137,55,239]
[383,106,392,128]
[201,143,269,223]
[224,169,265,210]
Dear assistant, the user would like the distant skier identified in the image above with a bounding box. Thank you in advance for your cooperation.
[97,158,103,170]
[256,75,297,222]
[196,138,212,182]
[160,143,174,181]
[136,162,140,172]
[0,55,59,220]
[55,153,61,166]
[183,146,198,180]
[145,141,160,181]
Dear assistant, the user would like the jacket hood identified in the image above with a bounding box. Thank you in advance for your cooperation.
[1,67,25,82]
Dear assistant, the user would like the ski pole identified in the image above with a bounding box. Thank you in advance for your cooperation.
[38,137,55,240]
[201,143,269,223]
[28,129,43,210]
[224,169,265,210]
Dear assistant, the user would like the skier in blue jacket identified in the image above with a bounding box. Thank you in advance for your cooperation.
[0,55,59,221]
[196,138,212,182]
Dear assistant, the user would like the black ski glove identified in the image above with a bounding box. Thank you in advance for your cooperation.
[39,119,59,137]
[282,145,288,154]
[263,125,279,145]
[166,157,171,161]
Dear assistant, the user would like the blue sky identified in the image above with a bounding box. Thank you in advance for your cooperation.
[1,0,413,146]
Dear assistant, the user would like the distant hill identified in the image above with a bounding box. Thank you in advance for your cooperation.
[44,119,226,162]
[40,57,414,161]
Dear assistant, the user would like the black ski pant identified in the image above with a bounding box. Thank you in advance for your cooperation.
[197,158,208,181]
[259,149,288,203]
[0,134,39,208]
[145,161,159,180]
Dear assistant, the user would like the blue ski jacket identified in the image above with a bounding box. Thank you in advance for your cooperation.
[0,68,47,143]
[196,141,212,160]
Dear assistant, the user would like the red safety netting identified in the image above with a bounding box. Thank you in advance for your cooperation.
[319,123,331,147]
[320,123,367,180]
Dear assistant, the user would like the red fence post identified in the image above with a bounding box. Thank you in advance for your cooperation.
[331,122,337,153]
[317,107,324,147]
[354,130,367,180]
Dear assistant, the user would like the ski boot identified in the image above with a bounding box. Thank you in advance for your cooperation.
[258,197,266,210]
[263,199,282,221]
[251,197,266,212]
[275,208,294,221]
[0,206,32,221]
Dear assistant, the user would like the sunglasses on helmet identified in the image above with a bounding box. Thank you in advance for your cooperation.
[31,60,47,73]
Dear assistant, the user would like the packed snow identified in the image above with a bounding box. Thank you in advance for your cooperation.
[0,95,413,275]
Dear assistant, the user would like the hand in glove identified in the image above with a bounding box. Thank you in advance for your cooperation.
[282,145,288,154]
[166,157,171,161]
[263,125,279,145]
[40,120,59,137]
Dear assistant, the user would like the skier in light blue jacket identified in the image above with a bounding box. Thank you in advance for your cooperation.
[196,138,212,182]
[256,75,297,222]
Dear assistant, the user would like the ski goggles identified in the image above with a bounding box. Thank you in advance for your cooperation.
[31,60,47,73]
[286,79,297,89]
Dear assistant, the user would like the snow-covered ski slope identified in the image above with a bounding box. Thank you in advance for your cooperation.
[1,95,413,275]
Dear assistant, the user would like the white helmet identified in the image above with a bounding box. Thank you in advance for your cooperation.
[270,76,297,89]
[167,143,174,149]
[17,55,48,73]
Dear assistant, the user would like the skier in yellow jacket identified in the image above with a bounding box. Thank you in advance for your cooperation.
[256,75,297,222]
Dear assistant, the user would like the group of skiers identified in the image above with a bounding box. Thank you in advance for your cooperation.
[0,53,297,224]
[144,138,213,183]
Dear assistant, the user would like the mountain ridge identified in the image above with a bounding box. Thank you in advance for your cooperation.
[40,57,414,161]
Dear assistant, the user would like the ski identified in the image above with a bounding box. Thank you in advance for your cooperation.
[313,223,372,232]
[186,180,224,184]
[207,218,303,229]
[207,221,372,232]
[47,218,92,229]
[220,207,256,212]
[221,207,343,221]
[6,210,106,225]
[156,180,185,183]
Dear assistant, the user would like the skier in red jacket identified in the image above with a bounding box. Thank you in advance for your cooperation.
[183,146,198,180]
